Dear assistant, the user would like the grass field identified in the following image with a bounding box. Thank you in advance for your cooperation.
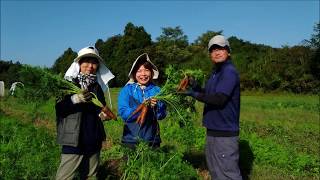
[0,89,319,179]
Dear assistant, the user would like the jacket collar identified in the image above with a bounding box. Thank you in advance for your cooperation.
[131,82,155,91]
[214,59,232,72]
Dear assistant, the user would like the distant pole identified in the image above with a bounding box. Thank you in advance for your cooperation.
[0,81,4,97]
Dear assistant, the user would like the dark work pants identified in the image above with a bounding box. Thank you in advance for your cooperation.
[205,136,242,180]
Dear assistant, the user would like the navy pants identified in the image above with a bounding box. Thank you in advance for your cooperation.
[205,136,242,180]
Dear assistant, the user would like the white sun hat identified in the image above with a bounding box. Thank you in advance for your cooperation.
[127,53,159,83]
[74,46,104,63]
[64,46,115,92]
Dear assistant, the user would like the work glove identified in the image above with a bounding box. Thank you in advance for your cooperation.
[177,76,198,92]
[187,76,198,89]
[99,111,109,121]
[71,90,92,104]
[100,106,117,121]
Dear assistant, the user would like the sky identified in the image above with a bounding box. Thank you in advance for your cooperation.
[1,0,319,67]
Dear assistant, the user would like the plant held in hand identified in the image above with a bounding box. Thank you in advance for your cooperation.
[18,65,117,120]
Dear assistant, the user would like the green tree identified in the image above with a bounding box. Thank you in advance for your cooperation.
[0,60,22,86]
[193,30,223,48]
[155,26,191,65]
[51,48,77,75]
[95,22,153,87]
[305,22,320,80]
[304,22,320,50]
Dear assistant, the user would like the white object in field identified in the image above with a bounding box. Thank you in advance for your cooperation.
[9,82,24,95]
[0,81,4,97]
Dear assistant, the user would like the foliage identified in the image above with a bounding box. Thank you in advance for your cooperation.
[97,22,153,87]
[1,90,319,179]
[16,65,78,102]
[51,47,77,74]
[193,30,223,48]
[0,60,22,86]
[304,22,320,50]
[0,113,60,179]
[119,143,198,180]
[15,65,106,110]
[155,65,206,123]
[241,132,319,175]
[155,26,192,80]
[154,66,206,150]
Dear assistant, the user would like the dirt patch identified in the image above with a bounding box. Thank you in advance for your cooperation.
[98,158,123,179]
[197,169,210,180]
[33,118,56,133]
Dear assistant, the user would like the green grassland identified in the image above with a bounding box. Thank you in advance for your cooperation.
[0,90,319,179]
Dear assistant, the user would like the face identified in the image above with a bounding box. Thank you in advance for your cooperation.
[209,47,229,64]
[135,65,152,85]
[79,58,99,75]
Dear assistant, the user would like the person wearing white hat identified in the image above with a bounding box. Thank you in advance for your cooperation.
[118,53,166,149]
[182,35,242,179]
[55,46,114,179]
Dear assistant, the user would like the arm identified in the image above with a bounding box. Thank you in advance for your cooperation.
[118,86,139,123]
[193,92,229,108]
[193,68,238,108]
[55,94,80,118]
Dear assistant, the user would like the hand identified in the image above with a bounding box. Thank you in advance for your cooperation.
[177,76,198,91]
[71,90,92,104]
[187,76,198,89]
[149,98,157,107]
[177,76,189,91]
[101,106,117,120]
[99,111,110,121]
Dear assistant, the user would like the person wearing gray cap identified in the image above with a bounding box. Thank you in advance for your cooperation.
[182,35,242,179]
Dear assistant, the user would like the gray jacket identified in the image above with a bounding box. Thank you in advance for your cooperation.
[56,112,82,147]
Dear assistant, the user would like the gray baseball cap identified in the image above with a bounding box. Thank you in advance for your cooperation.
[208,35,231,52]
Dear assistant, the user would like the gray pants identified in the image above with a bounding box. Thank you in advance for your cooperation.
[205,136,242,180]
[55,152,100,180]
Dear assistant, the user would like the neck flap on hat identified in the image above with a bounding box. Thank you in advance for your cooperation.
[64,61,114,92]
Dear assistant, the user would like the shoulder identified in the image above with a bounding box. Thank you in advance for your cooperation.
[147,83,161,92]
[120,84,130,93]
[223,62,239,76]
[119,83,135,95]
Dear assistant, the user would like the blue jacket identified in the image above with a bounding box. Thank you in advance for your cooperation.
[118,82,166,144]
[202,60,240,135]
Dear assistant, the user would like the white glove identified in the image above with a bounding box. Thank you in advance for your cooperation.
[99,111,109,121]
[71,90,92,104]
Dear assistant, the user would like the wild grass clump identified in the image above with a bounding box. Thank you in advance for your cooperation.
[100,142,199,180]
[0,113,59,179]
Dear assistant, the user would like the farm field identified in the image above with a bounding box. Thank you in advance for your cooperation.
[0,89,319,180]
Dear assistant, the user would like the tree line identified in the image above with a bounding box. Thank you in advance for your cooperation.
[1,22,319,93]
